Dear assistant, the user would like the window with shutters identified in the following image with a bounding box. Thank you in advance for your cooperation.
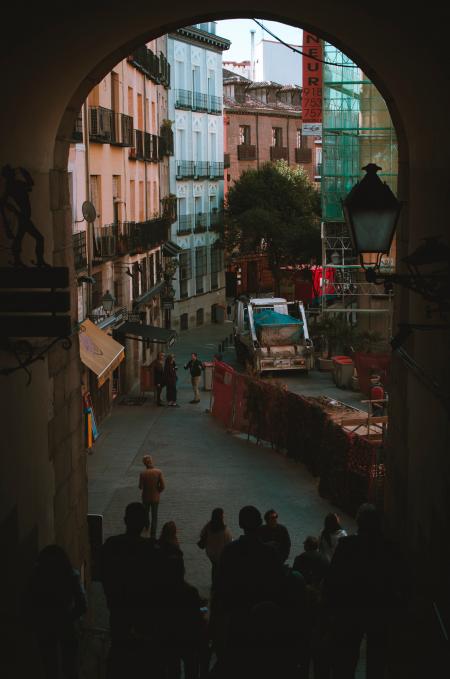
[195,246,207,294]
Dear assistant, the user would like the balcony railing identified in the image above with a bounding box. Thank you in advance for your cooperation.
[72,231,87,269]
[237,144,256,161]
[209,161,224,178]
[89,106,133,146]
[175,89,192,109]
[192,92,208,111]
[159,124,174,156]
[176,211,224,235]
[176,161,195,178]
[70,112,83,143]
[128,45,171,87]
[270,146,288,161]
[295,147,313,163]
[174,90,222,114]
[177,214,194,234]
[93,219,169,260]
[194,161,209,179]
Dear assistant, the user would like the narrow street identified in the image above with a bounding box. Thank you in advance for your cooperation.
[87,321,359,629]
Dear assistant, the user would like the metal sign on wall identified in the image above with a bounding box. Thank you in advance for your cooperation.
[302,32,323,137]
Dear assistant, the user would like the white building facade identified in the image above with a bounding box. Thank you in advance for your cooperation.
[254,39,303,87]
[167,25,230,330]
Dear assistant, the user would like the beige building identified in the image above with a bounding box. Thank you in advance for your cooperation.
[69,37,176,417]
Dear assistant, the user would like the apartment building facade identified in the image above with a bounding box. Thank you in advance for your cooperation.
[167,24,230,331]
[68,36,176,418]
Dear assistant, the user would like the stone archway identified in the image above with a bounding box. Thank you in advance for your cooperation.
[1,3,449,674]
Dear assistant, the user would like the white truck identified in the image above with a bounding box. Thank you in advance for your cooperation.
[234,296,314,375]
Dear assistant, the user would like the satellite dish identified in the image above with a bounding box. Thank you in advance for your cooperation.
[82,201,97,222]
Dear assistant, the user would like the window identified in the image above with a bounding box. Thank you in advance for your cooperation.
[91,271,103,310]
[128,87,134,117]
[296,129,303,148]
[195,246,207,294]
[112,175,121,224]
[196,308,204,326]
[180,313,189,330]
[89,175,101,228]
[239,125,251,145]
[141,258,148,293]
[137,93,143,130]
[272,127,283,147]
[149,253,155,287]
[139,181,144,221]
[179,250,192,299]
[129,180,135,221]
[210,244,223,290]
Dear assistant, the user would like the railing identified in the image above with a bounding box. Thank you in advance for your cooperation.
[177,211,224,234]
[134,129,144,158]
[93,219,169,259]
[194,161,209,179]
[209,95,222,114]
[270,146,288,161]
[159,125,174,156]
[70,112,83,143]
[174,90,222,113]
[151,134,159,161]
[89,106,133,146]
[295,147,312,163]
[224,153,230,169]
[72,231,87,269]
[193,92,208,111]
[175,89,192,109]
[209,161,224,178]
[237,144,257,161]
[176,161,195,178]
[177,214,194,234]
[128,46,170,87]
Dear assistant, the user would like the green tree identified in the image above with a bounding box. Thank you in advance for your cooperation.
[225,161,321,293]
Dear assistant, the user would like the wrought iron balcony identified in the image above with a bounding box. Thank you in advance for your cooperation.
[192,92,208,111]
[194,213,208,232]
[69,112,83,143]
[72,230,87,269]
[209,209,224,231]
[129,45,161,83]
[295,147,312,163]
[208,95,222,114]
[237,144,256,161]
[176,161,195,179]
[92,219,169,260]
[159,124,174,156]
[270,146,288,161]
[175,89,192,109]
[194,161,209,179]
[89,106,133,146]
[177,214,194,234]
[209,161,224,178]
[134,129,144,158]
[93,224,118,260]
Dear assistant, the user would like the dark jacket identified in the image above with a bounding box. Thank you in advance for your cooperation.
[153,360,165,386]
[293,550,329,587]
[257,523,292,563]
[164,360,177,386]
[184,358,204,377]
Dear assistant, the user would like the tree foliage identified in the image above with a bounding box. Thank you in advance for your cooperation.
[225,161,322,284]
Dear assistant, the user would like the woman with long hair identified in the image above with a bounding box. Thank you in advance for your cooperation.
[198,508,232,586]
[25,544,87,679]
[164,354,179,407]
[318,512,347,562]
[158,520,183,560]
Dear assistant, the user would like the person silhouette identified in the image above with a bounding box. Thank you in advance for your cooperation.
[0,164,49,267]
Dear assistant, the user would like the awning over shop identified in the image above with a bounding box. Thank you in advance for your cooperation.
[115,321,177,346]
[79,319,125,386]
[163,240,183,257]
[132,280,165,309]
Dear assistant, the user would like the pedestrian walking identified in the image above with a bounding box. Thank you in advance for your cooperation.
[197,507,232,586]
[318,512,347,562]
[139,455,166,538]
[25,544,87,679]
[157,521,184,561]
[153,351,166,406]
[164,353,179,406]
[184,352,204,404]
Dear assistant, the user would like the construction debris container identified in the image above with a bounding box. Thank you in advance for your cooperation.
[203,361,214,391]
[334,357,354,389]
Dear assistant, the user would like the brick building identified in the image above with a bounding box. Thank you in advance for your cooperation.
[223,69,320,197]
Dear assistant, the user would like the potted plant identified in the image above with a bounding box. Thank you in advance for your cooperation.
[311,315,354,371]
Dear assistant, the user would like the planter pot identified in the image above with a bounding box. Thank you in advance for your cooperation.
[318,357,334,372]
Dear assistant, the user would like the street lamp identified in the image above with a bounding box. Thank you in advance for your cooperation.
[342,163,450,312]
[101,290,116,316]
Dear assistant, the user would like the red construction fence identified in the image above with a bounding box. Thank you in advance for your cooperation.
[211,361,384,516]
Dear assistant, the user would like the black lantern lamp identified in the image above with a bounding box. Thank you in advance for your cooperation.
[342,163,450,312]
[101,290,116,316]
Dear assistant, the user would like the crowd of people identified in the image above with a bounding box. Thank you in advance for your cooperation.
[25,497,408,679]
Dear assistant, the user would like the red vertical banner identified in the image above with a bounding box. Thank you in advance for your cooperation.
[302,32,323,136]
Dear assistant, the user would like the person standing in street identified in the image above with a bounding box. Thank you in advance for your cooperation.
[257,508,292,564]
[153,351,165,406]
[164,353,179,406]
[139,455,166,538]
[184,352,204,404]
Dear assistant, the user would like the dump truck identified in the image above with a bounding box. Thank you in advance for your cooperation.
[234,296,314,374]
